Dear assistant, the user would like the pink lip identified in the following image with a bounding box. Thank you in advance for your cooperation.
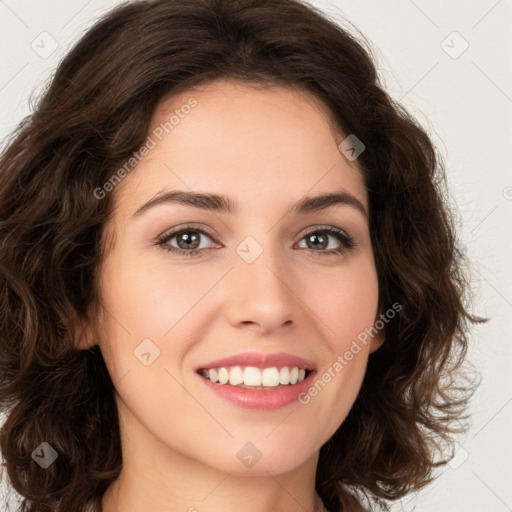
[197,370,317,410]
[197,351,316,371]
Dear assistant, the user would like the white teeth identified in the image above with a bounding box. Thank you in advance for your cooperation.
[243,366,261,386]
[228,366,244,386]
[262,367,280,387]
[209,368,218,383]
[202,366,309,388]
[218,367,229,385]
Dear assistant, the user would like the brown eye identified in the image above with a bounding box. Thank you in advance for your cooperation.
[174,230,202,250]
[157,226,217,256]
[304,232,329,250]
[297,227,355,256]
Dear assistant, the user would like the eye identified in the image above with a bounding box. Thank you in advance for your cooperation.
[156,225,218,256]
[296,226,356,256]
[156,225,356,257]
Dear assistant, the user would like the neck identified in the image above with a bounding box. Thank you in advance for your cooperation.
[102,472,325,512]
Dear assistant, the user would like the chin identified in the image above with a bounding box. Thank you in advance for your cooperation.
[196,439,317,477]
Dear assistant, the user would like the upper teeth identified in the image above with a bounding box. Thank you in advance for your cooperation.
[201,366,307,388]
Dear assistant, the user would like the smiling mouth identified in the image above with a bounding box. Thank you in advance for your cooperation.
[196,365,313,389]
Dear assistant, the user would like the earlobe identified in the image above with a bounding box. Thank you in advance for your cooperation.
[74,319,97,351]
[74,300,103,350]
[369,312,386,353]
[369,330,385,353]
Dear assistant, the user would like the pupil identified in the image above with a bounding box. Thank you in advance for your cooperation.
[309,233,327,250]
[180,231,199,249]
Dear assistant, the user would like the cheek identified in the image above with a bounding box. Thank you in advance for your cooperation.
[95,257,196,435]
[99,251,210,338]
[297,254,378,420]
[305,255,379,350]
[299,292,377,445]
[95,249,222,389]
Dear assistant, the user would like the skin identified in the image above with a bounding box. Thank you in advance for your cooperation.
[80,79,384,512]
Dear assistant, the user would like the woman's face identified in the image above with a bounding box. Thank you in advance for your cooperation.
[86,79,383,476]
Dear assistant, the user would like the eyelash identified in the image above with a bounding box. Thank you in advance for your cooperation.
[156,224,356,258]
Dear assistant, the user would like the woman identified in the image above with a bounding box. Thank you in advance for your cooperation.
[0,0,484,511]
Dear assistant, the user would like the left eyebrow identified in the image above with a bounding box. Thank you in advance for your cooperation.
[289,190,368,221]
[132,188,368,221]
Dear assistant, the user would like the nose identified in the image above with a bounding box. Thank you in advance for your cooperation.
[223,240,299,334]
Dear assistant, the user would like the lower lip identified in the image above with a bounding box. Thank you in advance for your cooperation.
[197,371,317,410]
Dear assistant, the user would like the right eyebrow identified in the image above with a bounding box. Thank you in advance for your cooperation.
[133,189,237,217]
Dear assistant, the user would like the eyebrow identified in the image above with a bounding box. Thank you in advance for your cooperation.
[132,188,368,221]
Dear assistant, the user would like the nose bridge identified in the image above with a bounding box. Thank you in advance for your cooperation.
[235,232,291,294]
[226,231,298,330]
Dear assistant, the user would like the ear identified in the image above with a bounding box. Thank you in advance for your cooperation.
[369,330,385,353]
[368,312,386,354]
[73,312,98,351]
[73,297,105,351]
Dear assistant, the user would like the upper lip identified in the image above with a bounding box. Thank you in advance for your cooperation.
[197,351,316,371]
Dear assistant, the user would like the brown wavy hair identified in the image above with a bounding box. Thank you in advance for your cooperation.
[0,0,484,511]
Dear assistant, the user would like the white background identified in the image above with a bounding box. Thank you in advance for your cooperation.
[0,1,511,511]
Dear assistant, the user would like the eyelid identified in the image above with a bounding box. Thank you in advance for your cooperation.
[157,223,218,241]
[157,222,351,241]
[296,223,349,238]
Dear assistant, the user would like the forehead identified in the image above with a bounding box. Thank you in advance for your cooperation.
[110,79,367,219]
[155,78,345,142]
